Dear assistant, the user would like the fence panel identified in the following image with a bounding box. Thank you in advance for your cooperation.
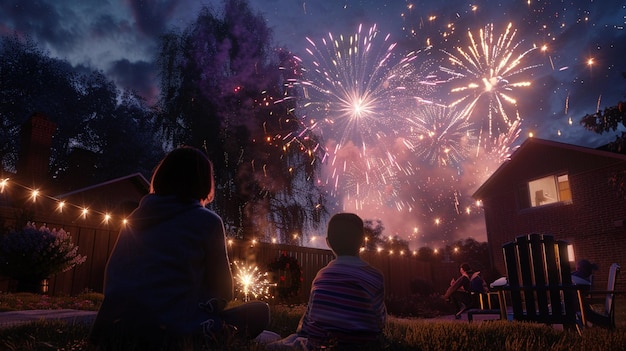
[1,209,452,302]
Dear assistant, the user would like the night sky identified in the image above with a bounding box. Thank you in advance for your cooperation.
[2,0,625,249]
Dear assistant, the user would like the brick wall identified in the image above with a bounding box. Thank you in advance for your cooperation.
[483,163,626,291]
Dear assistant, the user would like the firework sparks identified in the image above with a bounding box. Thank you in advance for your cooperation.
[440,22,540,143]
[233,261,274,301]
[342,155,403,210]
[404,104,477,168]
[298,24,435,195]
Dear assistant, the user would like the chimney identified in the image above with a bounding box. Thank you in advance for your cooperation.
[16,113,57,184]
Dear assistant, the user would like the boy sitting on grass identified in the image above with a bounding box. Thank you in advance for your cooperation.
[266,213,387,350]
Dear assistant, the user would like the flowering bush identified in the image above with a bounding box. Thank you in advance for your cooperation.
[0,222,87,279]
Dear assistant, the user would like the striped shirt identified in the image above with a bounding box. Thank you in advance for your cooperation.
[297,255,386,344]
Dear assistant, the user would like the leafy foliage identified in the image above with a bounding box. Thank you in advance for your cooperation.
[0,34,163,182]
[0,222,86,280]
[364,219,410,253]
[267,252,302,299]
[156,0,326,241]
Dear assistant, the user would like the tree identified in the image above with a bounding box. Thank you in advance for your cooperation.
[580,72,626,199]
[156,0,325,241]
[415,246,435,262]
[0,34,163,184]
[0,34,79,173]
[363,219,410,253]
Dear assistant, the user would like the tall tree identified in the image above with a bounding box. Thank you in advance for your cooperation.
[0,34,79,173]
[0,34,163,184]
[156,0,325,240]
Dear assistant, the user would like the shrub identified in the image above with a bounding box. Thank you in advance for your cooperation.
[0,222,86,282]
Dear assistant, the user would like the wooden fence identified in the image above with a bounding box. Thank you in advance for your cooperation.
[0,208,458,303]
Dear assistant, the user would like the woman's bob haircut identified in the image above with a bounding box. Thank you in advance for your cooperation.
[150,146,215,203]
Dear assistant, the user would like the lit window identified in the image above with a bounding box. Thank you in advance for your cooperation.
[528,174,572,207]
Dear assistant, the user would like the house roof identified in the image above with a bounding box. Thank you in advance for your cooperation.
[55,172,150,215]
[472,138,626,199]
[56,172,149,199]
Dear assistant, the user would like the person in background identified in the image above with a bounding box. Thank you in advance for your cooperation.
[90,146,270,349]
[266,213,387,350]
[571,259,598,285]
[443,262,488,319]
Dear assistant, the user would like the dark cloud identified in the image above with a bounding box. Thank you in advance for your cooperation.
[127,0,180,38]
[0,0,81,51]
[108,58,158,104]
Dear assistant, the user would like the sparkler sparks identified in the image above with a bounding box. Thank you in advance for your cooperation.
[233,261,274,301]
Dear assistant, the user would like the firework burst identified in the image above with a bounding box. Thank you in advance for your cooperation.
[404,104,477,168]
[342,154,403,210]
[440,22,539,142]
[298,24,435,194]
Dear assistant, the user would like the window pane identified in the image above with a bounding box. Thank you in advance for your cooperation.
[557,174,572,202]
[528,176,559,207]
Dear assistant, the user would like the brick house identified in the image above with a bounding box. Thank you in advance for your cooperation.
[472,137,626,290]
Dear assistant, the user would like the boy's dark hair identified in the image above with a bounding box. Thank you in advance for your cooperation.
[460,263,472,273]
[327,213,364,256]
[150,146,214,202]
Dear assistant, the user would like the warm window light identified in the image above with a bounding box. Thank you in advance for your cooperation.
[567,244,575,262]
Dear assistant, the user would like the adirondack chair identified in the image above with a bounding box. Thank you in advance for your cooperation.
[493,233,583,329]
[582,263,621,329]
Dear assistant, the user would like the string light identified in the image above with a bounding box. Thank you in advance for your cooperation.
[3,178,438,258]
[2,178,122,227]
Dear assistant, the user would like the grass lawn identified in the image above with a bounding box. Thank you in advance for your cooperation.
[1,293,626,350]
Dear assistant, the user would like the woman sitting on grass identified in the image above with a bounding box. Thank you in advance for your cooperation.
[89,146,270,349]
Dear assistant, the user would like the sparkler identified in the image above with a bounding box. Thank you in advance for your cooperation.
[233,261,274,301]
